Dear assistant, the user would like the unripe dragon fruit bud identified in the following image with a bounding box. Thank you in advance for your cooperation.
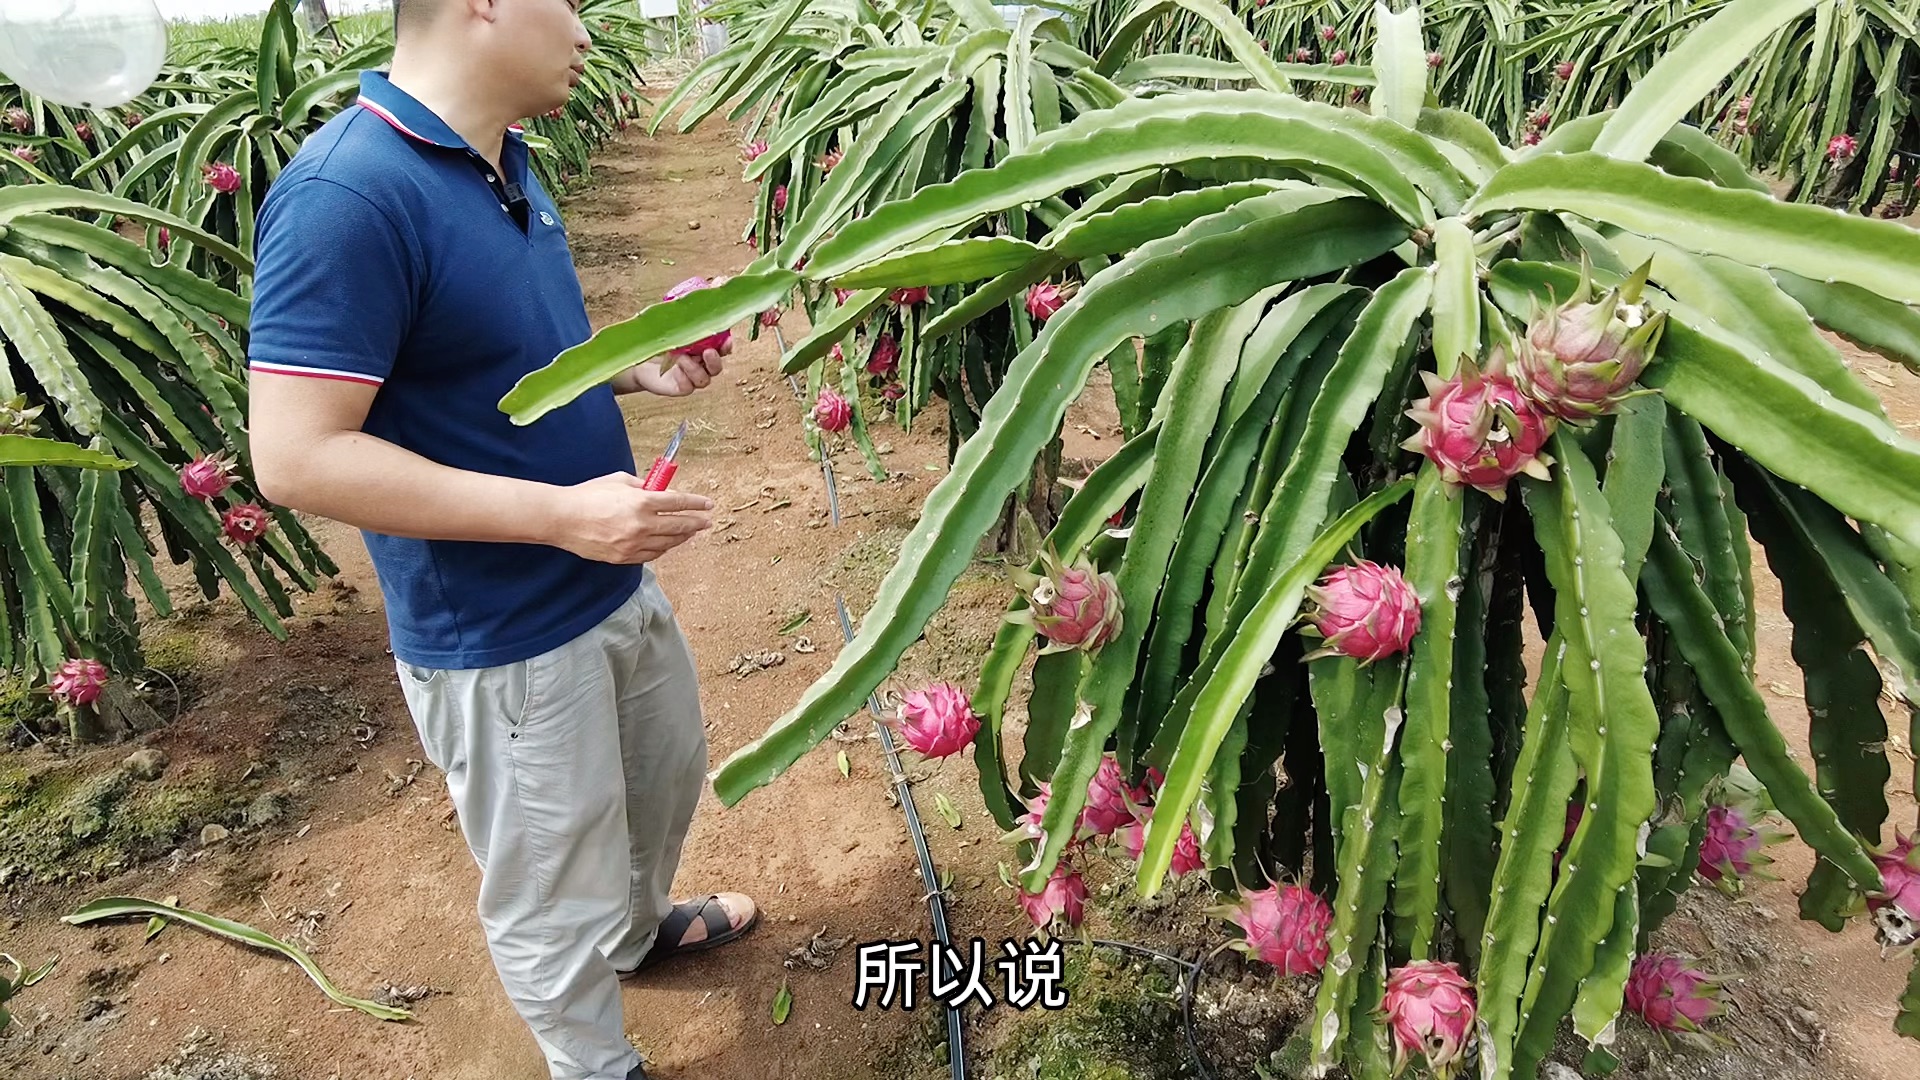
[771,184,788,215]
[1696,802,1789,894]
[1004,782,1056,845]
[221,503,272,546]
[1211,884,1332,976]
[5,106,29,133]
[661,276,733,357]
[10,146,38,165]
[1380,960,1476,1080]
[1302,559,1422,663]
[48,657,109,708]
[202,161,241,194]
[1319,25,1337,42]
[1007,547,1123,654]
[1025,281,1070,322]
[1554,60,1574,80]
[1330,49,1349,65]
[1517,258,1667,421]
[1427,52,1445,69]
[759,308,782,327]
[813,387,852,433]
[866,334,900,377]
[1867,831,1920,950]
[1117,804,1203,877]
[889,286,929,307]
[1293,47,1314,62]
[893,682,979,759]
[1017,864,1087,929]
[1625,952,1725,1035]
[1828,133,1858,161]
[180,453,236,500]
[75,121,93,143]
[818,147,843,172]
[740,139,767,164]
[1402,351,1557,499]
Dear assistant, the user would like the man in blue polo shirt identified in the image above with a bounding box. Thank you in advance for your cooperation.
[245,2,756,1078]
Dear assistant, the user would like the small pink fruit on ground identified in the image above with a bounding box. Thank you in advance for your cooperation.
[1827,133,1858,161]
[1867,831,1919,948]
[1025,281,1070,321]
[893,682,979,759]
[661,276,733,356]
[1212,884,1332,976]
[813,387,852,433]
[48,657,109,708]
[221,504,272,546]
[1017,864,1087,929]
[1402,352,1557,498]
[1625,952,1725,1035]
[866,334,900,378]
[1007,547,1123,654]
[180,453,236,500]
[1381,960,1476,1079]
[1517,257,1666,421]
[203,161,241,193]
[1302,559,1421,663]
[1696,802,1788,894]
[889,286,929,307]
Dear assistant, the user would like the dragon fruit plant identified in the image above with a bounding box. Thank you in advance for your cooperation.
[504,0,1920,1060]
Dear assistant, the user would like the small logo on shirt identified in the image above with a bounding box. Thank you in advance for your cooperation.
[539,211,555,227]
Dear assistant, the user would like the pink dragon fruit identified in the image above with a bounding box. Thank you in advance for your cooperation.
[1401,352,1557,498]
[661,276,732,357]
[1516,258,1667,421]
[5,106,29,134]
[48,657,109,708]
[1301,559,1422,663]
[1025,281,1070,322]
[1007,547,1123,654]
[1828,133,1859,161]
[1319,25,1338,42]
[1005,782,1057,845]
[1018,864,1088,929]
[202,161,240,194]
[866,334,900,378]
[893,682,980,759]
[740,139,767,163]
[1118,805,1204,878]
[1427,51,1445,69]
[1624,952,1725,1035]
[1330,49,1349,65]
[222,503,272,546]
[759,308,782,327]
[1554,60,1574,80]
[1381,960,1476,1079]
[1080,755,1145,838]
[1293,47,1315,62]
[813,387,852,433]
[179,453,236,500]
[882,381,905,403]
[74,122,93,143]
[1213,884,1332,976]
[1867,831,1920,949]
[772,184,788,215]
[1523,131,1542,146]
[10,146,37,166]
[819,147,843,172]
[889,286,930,307]
[1696,802,1789,894]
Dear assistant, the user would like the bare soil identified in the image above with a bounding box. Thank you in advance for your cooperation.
[0,83,1917,1080]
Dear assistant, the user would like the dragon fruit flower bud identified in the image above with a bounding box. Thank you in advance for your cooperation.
[1025,281,1072,322]
[1517,257,1667,422]
[1007,547,1123,654]
[893,682,980,759]
[1828,133,1858,161]
[1003,782,1056,846]
[1209,884,1332,976]
[1302,559,1422,663]
[1402,351,1557,499]
[1625,952,1726,1035]
[1017,864,1087,930]
[661,276,733,357]
[75,121,94,143]
[180,453,236,500]
[813,387,852,434]
[48,657,109,708]
[202,161,241,194]
[866,334,900,377]
[1696,802,1789,894]
[10,146,38,165]
[0,395,44,437]
[1867,831,1920,950]
[881,382,905,403]
[1380,960,1476,1080]
[221,503,272,546]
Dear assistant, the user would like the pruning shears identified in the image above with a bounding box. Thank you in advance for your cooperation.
[641,420,687,491]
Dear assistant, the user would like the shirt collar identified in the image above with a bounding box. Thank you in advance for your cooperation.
[355,71,530,151]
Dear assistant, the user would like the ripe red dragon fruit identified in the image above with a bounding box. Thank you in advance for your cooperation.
[221,503,272,545]
[1007,547,1123,654]
[1696,802,1789,894]
[661,276,733,357]
[1624,952,1725,1036]
[5,106,29,133]
[1828,133,1859,161]
[1380,960,1476,1079]
[813,387,852,433]
[1118,805,1203,877]
[180,453,236,500]
[202,161,240,194]
[48,657,109,708]
[1212,884,1332,976]
[740,139,767,164]
[1302,559,1421,663]
[866,334,900,377]
[889,286,929,307]
[772,184,788,215]
[1005,782,1056,845]
[1330,49,1349,65]
[893,682,980,759]
[759,308,782,327]
[74,122,93,143]
[1319,25,1337,42]
[1080,755,1145,838]
[1401,352,1557,498]
[1517,259,1667,421]
[1025,281,1071,321]
[1867,831,1920,949]
[1017,864,1087,929]
[1554,60,1574,80]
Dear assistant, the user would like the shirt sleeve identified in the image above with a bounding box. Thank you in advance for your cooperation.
[247,177,415,387]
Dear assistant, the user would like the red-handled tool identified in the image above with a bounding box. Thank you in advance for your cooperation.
[640,420,687,491]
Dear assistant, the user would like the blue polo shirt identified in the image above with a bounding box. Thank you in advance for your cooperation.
[247,72,642,670]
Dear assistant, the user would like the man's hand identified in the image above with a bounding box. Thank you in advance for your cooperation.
[616,339,730,397]
[550,473,715,565]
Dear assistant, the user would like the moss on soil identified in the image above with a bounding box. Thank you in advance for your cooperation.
[981,945,1191,1080]
[0,672,52,734]
[0,756,240,884]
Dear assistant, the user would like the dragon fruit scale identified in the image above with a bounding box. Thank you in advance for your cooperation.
[661,276,732,357]
[892,682,980,759]
[1210,883,1331,976]
[1380,960,1476,1080]
[1302,558,1421,663]
[1696,802,1788,894]
[1516,257,1667,421]
[1007,547,1122,654]
[1625,952,1725,1036]
[1402,351,1556,499]
[1867,831,1920,950]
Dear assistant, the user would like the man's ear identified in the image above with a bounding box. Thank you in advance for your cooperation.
[468,0,501,24]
